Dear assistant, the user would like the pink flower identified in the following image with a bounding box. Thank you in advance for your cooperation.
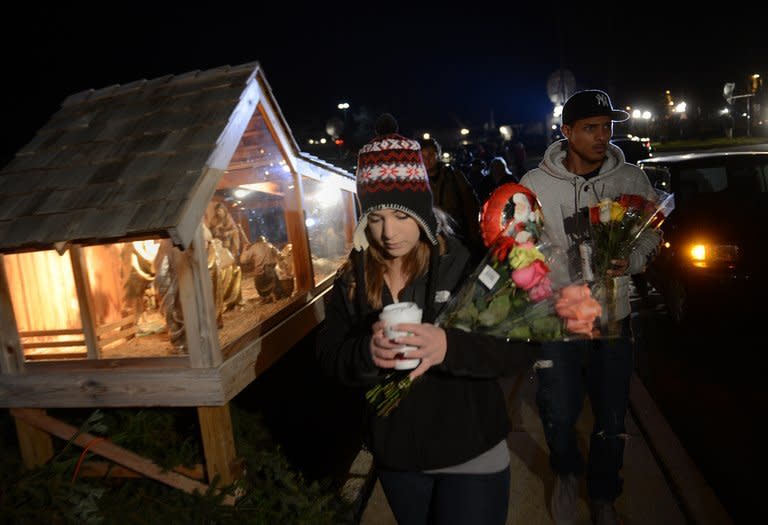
[511,259,549,290]
[528,276,553,302]
[565,318,595,337]
[554,284,602,338]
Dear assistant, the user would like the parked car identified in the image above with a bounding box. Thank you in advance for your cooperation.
[638,151,768,323]
[612,134,653,164]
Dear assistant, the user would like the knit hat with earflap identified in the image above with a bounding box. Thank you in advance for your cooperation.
[352,114,441,323]
[352,114,438,250]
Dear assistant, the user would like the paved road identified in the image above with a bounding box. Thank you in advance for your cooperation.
[631,285,765,525]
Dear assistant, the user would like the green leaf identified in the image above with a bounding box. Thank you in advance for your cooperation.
[506,325,533,340]
[530,316,564,339]
[478,294,511,326]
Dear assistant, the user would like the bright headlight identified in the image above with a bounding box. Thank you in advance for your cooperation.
[686,243,739,267]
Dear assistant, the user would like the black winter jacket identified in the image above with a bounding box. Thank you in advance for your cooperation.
[316,237,538,471]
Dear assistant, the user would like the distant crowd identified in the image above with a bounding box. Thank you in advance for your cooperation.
[430,137,529,208]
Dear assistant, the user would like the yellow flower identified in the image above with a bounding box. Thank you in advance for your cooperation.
[610,201,626,222]
[508,243,545,269]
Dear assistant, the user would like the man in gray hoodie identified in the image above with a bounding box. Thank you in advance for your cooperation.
[520,90,661,525]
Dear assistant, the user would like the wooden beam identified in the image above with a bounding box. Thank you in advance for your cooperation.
[77,461,204,481]
[0,367,225,408]
[221,287,329,400]
[25,351,87,360]
[175,225,222,368]
[19,340,86,349]
[25,356,189,372]
[197,405,239,486]
[170,166,225,250]
[0,256,24,374]
[284,181,313,290]
[254,78,300,174]
[207,80,260,171]
[13,408,54,467]
[252,103,313,290]
[19,328,83,337]
[9,408,235,505]
[70,246,100,360]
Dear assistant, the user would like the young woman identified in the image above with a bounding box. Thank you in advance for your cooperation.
[316,115,539,525]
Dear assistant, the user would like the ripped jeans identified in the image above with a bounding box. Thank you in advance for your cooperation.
[535,318,633,502]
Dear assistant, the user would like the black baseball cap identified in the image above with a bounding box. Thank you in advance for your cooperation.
[562,90,629,125]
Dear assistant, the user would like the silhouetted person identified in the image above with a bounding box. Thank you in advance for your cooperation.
[419,137,485,261]
[465,158,487,197]
[477,157,519,204]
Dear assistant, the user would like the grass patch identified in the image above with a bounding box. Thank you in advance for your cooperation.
[0,405,356,525]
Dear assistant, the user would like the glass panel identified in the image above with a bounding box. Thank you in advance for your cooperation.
[679,166,727,193]
[642,166,671,192]
[5,250,87,360]
[82,241,184,359]
[206,105,303,349]
[302,176,355,285]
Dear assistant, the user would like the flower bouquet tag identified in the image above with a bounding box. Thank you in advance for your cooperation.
[478,264,500,290]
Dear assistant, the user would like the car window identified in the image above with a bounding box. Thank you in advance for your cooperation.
[729,160,768,193]
[760,163,768,191]
[679,166,727,193]
[641,166,671,192]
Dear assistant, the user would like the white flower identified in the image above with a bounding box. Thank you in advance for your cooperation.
[515,230,532,243]
[598,199,613,224]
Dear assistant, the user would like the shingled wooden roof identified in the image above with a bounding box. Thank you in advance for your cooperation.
[0,61,345,254]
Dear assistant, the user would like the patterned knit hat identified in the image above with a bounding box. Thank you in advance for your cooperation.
[353,114,438,250]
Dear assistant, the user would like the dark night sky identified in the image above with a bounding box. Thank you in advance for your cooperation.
[2,4,766,163]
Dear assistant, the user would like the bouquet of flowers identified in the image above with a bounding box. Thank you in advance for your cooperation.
[584,190,675,335]
[586,191,675,281]
[436,183,602,341]
[366,184,603,417]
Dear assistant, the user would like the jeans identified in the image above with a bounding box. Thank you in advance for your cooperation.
[535,318,633,502]
[377,467,510,525]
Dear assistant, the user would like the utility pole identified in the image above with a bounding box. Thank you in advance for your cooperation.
[724,82,755,137]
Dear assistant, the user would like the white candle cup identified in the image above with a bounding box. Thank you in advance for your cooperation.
[379,302,423,370]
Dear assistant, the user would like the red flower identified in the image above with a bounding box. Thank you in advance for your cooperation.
[492,237,517,261]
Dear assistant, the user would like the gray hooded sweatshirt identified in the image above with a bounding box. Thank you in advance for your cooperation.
[520,139,661,320]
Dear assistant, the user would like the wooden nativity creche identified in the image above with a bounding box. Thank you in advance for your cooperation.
[0,62,357,496]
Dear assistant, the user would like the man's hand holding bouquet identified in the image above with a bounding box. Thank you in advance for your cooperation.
[584,190,675,334]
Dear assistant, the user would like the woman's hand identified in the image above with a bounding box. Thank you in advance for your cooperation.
[370,320,404,369]
[392,323,447,380]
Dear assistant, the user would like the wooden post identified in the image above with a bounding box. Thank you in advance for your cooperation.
[0,256,25,373]
[70,246,100,360]
[284,174,313,291]
[256,102,314,291]
[174,225,222,368]
[197,404,239,486]
[13,408,54,467]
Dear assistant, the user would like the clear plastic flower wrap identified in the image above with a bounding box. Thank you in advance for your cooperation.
[435,183,603,341]
[586,190,675,282]
[583,190,675,335]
